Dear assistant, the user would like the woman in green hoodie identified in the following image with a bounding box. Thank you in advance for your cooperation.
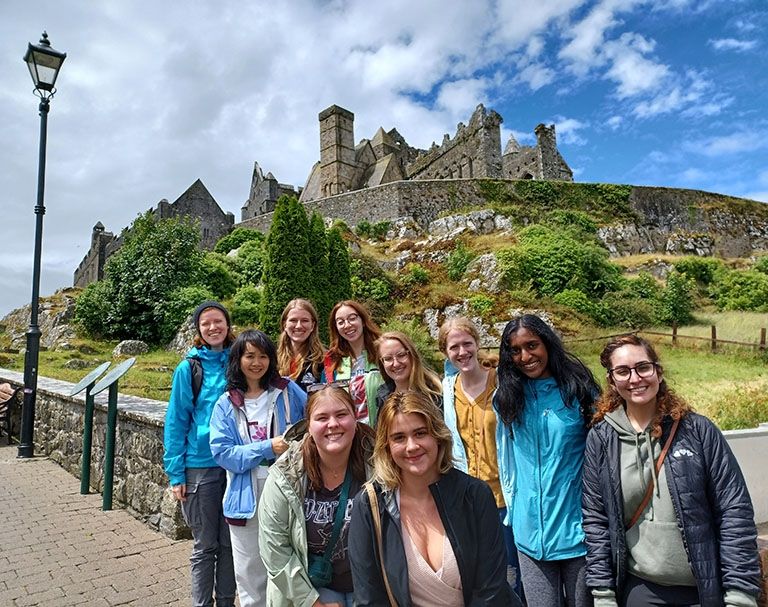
[583,334,760,607]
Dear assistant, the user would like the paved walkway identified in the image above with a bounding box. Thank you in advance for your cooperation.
[0,444,192,607]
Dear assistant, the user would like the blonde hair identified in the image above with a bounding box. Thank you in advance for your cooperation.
[277,299,325,380]
[374,331,441,398]
[437,316,496,368]
[372,391,453,491]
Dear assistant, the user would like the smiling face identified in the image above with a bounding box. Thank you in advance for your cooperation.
[388,412,440,484]
[308,391,357,458]
[444,329,480,374]
[378,338,413,388]
[198,308,228,349]
[608,344,661,411]
[508,326,551,379]
[284,306,315,347]
[334,304,364,350]
[240,342,270,389]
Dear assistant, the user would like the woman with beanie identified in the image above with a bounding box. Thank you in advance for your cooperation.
[163,301,237,607]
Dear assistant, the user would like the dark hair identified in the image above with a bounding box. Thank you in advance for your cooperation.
[496,314,600,426]
[302,387,375,491]
[327,300,381,370]
[593,334,692,437]
[226,330,280,391]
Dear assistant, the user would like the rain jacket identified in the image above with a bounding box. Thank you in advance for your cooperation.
[209,380,306,520]
[494,376,588,561]
[163,345,229,487]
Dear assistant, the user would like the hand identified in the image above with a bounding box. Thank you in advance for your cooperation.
[0,383,15,402]
[171,484,187,502]
[271,436,289,455]
[312,602,342,607]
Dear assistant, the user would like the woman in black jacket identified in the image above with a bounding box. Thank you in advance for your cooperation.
[349,391,517,606]
[582,334,760,607]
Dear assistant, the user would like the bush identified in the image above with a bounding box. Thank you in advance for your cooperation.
[355,220,391,241]
[657,271,696,325]
[214,227,264,255]
[627,272,662,301]
[710,270,768,312]
[674,256,725,285]
[754,256,768,275]
[710,384,768,430]
[237,239,265,285]
[445,242,476,281]
[74,280,114,338]
[402,264,430,288]
[553,289,607,325]
[231,285,262,327]
[200,253,238,300]
[600,291,656,328]
[349,255,395,319]
[544,210,597,235]
[468,294,495,316]
[159,286,216,343]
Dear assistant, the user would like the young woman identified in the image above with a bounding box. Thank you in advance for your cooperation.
[495,314,600,607]
[438,316,523,601]
[374,331,442,412]
[163,301,237,607]
[583,334,761,607]
[349,391,517,606]
[209,330,307,607]
[258,386,375,607]
[324,300,383,425]
[277,299,325,392]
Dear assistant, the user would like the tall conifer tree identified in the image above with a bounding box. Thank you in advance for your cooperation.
[326,226,352,311]
[308,212,331,341]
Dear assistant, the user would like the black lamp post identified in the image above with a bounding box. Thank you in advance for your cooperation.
[18,32,66,458]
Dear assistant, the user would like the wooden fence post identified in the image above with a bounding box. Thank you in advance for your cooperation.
[672,323,678,346]
[760,328,766,351]
[711,325,717,352]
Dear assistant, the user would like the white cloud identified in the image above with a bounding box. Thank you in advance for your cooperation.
[516,63,557,91]
[606,115,623,130]
[602,32,669,98]
[684,132,766,157]
[709,38,758,52]
[553,116,589,145]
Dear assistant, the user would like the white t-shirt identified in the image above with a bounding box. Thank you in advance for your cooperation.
[244,391,271,479]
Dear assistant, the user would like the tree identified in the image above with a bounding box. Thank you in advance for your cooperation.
[326,226,352,311]
[657,270,695,326]
[308,212,331,341]
[259,196,312,338]
[213,227,264,254]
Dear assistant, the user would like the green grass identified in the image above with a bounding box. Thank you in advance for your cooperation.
[648,310,768,346]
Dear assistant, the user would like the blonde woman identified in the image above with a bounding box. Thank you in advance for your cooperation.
[277,299,325,392]
[374,331,442,412]
[349,391,516,606]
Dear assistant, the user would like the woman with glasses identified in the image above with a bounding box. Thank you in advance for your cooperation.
[324,300,384,425]
[582,334,760,607]
[209,330,307,607]
[277,299,325,392]
[495,314,600,607]
[258,386,375,607]
[374,331,442,413]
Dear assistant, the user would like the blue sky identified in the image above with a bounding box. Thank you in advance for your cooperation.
[1,0,766,317]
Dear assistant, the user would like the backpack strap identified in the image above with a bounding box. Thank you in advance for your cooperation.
[186,356,203,405]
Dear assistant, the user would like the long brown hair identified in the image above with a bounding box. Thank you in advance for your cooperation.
[301,387,374,491]
[592,334,692,437]
[372,391,453,491]
[374,331,441,398]
[277,299,325,380]
[327,300,381,371]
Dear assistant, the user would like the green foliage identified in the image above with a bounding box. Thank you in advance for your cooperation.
[308,212,331,341]
[351,275,391,302]
[600,291,656,328]
[674,256,725,285]
[200,253,238,299]
[74,212,204,344]
[657,271,696,325]
[214,227,264,255]
[477,180,517,205]
[326,227,352,309]
[544,209,597,235]
[355,220,391,241]
[380,317,442,374]
[73,280,114,338]
[468,294,494,316]
[445,242,476,281]
[231,285,262,327]
[237,239,265,285]
[553,289,606,325]
[497,225,621,298]
[160,286,216,342]
[753,255,768,275]
[710,385,768,431]
[260,196,312,338]
[627,272,662,301]
[514,180,558,206]
[350,255,396,320]
[402,264,431,288]
[710,270,768,312]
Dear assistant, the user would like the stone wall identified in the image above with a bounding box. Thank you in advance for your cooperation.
[0,369,188,540]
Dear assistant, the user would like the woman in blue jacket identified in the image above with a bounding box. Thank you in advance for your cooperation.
[209,330,307,607]
[163,300,237,607]
[495,314,599,607]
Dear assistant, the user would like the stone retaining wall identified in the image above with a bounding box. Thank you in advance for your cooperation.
[0,368,188,540]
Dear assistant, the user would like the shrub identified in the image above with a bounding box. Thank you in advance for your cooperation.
[468,294,495,316]
[553,289,607,325]
[159,286,216,343]
[544,210,597,235]
[214,227,264,255]
[754,256,768,275]
[445,242,476,281]
[199,253,238,299]
[402,264,431,288]
[710,270,768,312]
[326,227,352,308]
[627,272,662,301]
[231,285,262,327]
[657,271,696,325]
[349,255,395,320]
[238,239,265,285]
[710,384,768,430]
[74,280,114,338]
[674,256,725,285]
[600,291,656,328]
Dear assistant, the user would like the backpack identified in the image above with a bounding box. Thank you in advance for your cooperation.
[187,356,204,405]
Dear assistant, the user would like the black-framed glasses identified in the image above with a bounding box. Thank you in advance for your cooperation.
[608,361,658,382]
[307,379,351,393]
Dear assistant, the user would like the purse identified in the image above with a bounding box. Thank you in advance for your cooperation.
[308,469,352,588]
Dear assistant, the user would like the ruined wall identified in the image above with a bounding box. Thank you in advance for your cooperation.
[73,224,116,288]
[502,124,573,181]
[319,105,357,197]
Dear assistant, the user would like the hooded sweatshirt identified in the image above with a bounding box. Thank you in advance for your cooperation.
[604,406,695,587]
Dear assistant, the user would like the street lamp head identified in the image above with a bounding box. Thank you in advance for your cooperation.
[24,31,66,98]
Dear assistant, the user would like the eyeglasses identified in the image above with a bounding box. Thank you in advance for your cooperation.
[609,361,657,382]
[381,350,410,365]
[307,380,351,393]
[335,313,360,327]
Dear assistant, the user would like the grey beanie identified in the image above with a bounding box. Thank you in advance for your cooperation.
[192,300,231,332]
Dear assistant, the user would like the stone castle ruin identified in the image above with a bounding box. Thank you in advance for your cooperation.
[74,179,234,288]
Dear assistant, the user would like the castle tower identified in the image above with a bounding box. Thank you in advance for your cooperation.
[535,124,573,181]
[319,105,357,197]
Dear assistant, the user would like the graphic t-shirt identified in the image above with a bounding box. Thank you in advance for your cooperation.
[244,391,271,478]
[304,477,361,592]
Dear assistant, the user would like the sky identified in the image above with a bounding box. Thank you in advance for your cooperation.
[1,0,767,318]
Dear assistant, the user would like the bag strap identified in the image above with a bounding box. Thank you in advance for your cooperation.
[366,483,398,607]
[282,387,291,426]
[626,417,680,530]
[318,469,353,563]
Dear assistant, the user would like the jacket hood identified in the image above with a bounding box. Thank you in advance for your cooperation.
[443,358,459,377]
[605,405,660,498]
[186,344,229,362]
